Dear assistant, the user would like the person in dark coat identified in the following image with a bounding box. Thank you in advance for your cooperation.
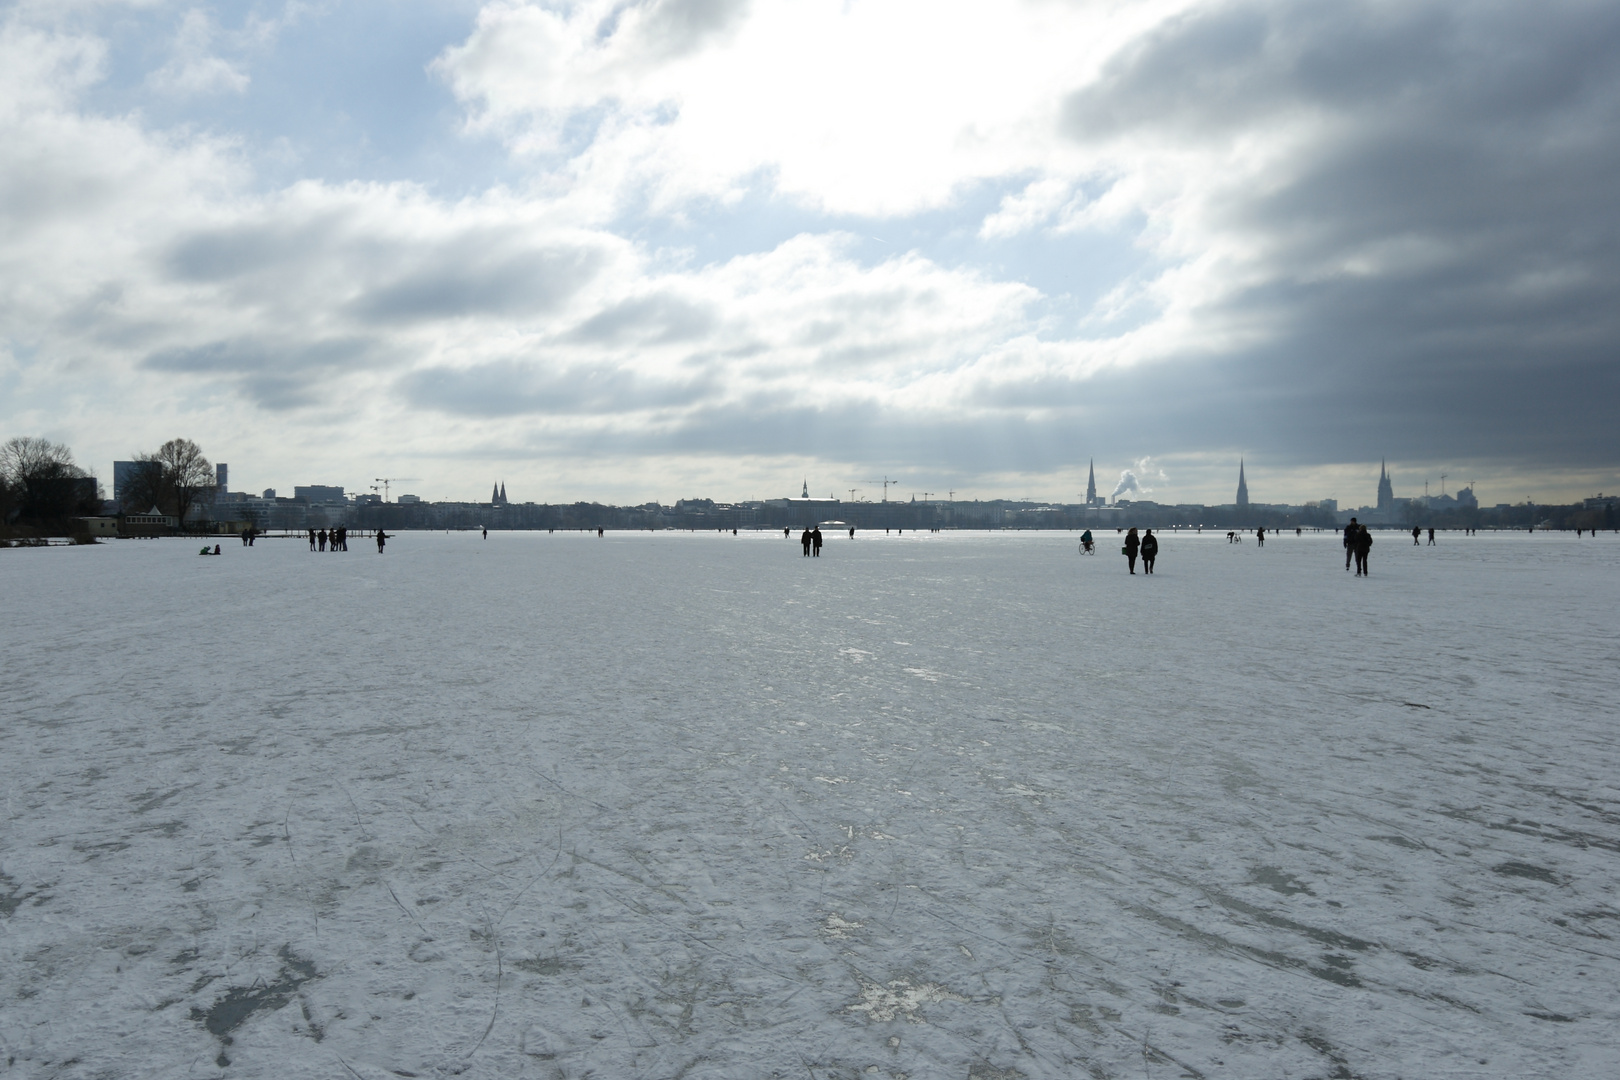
[308,527,316,551]
[376,529,388,553]
[811,527,823,556]
[1412,526,1421,545]
[1256,526,1265,547]
[1344,518,1358,570]
[1124,527,1140,574]
[1080,528,1093,554]
[1355,524,1373,576]
[1141,529,1158,573]
[800,529,811,556]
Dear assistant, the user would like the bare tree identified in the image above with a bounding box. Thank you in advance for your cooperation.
[133,439,213,528]
[0,436,75,486]
[0,437,99,522]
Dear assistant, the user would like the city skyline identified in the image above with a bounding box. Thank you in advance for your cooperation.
[3,1,1617,506]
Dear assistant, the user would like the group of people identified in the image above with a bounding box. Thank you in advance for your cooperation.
[1345,517,1374,575]
[799,527,823,556]
[1122,527,1159,573]
[308,526,349,552]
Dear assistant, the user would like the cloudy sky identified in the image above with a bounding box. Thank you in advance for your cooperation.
[2,0,1616,506]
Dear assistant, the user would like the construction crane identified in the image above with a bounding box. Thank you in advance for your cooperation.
[864,476,900,502]
[372,477,421,503]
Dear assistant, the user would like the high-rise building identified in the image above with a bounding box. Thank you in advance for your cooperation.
[294,485,345,504]
[1236,460,1250,508]
[216,463,228,493]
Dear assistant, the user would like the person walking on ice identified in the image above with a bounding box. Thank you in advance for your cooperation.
[1428,527,1436,545]
[1124,527,1140,574]
[1141,529,1158,573]
[1412,526,1421,545]
[1355,524,1373,576]
[811,526,823,557]
[375,529,388,554]
[1256,526,1265,547]
[1344,518,1358,570]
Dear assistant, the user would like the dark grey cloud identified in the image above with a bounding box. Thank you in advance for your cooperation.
[636,0,751,59]
[1059,0,1620,470]
[349,243,605,324]
[143,337,380,408]
[166,220,606,323]
[565,294,717,344]
[401,359,715,416]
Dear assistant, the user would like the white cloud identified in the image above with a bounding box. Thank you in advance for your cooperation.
[435,0,1193,219]
[147,9,249,96]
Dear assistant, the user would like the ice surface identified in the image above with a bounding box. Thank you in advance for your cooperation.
[2,529,1618,1078]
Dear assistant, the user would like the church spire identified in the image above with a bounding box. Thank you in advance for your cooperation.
[491,482,499,504]
[499,482,507,504]
[802,478,809,498]
[1086,459,1097,505]
[1236,459,1250,508]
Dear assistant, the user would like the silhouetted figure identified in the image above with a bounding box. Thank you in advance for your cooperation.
[1427,528,1435,545]
[483,527,487,540]
[801,529,811,556]
[1355,524,1373,576]
[1256,526,1265,547]
[241,529,250,546]
[1412,526,1421,545]
[784,527,790,538]
[1080,528,1094,554]
[376,529,388,553]
[1141,529,1158,573]
[1124,527,1140,574]
[597,527,604,537]
[1344,518,1358,570]
[1296,527,1302,536]
[812,527,823,556]
[307,528,315,551]
[318,529,327,552]
[214,543,222,555]
[848,526,855,538]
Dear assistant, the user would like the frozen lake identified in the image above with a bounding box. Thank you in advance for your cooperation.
[3,528,1618,1078]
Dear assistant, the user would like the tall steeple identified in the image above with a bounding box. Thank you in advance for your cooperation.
[1086,459,1097,505]
[1236,459,1250,508]
[491,482,500,504]
[1376,459,1394,512]
[499,482,507,505]
[802,478,809,498]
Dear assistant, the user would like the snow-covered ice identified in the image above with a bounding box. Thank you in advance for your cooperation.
[2,529,1618,1078]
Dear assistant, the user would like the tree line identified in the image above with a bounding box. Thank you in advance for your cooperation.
[1,436,212,535]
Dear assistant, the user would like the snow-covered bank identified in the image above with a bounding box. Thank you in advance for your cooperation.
[3,531,1618,1078]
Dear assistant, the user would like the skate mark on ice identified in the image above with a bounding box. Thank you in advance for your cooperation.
[1492,861,1566,884]
[191,945,319,1066]
[845,976,968,1023]
[1247,866,1314,896]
